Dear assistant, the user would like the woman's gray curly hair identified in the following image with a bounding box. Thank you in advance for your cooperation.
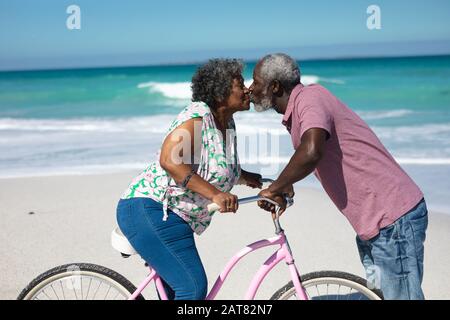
[191,58,244,109]
[259,53,301,91]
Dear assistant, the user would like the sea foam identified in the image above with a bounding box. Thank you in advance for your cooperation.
[137,75,326,100]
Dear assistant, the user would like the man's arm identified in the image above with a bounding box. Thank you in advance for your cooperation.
[240,169,263,188]
[258,128,328,214]
[270,128,328,193]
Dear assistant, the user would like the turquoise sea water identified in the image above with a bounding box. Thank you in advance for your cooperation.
[0,55,449,213]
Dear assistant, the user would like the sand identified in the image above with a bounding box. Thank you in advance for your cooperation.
[1,170,449,300]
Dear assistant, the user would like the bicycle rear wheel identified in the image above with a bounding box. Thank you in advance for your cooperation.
[17,263,145,300]
[271,271,383,300]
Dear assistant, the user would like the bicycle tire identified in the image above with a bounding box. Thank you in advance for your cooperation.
[271,270,383,300]
[17,263,145,300]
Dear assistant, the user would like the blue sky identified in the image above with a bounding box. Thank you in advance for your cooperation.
[1,0,450,70]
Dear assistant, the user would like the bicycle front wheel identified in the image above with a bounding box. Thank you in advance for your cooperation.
[271,271,383,300]
[18,263,145,300]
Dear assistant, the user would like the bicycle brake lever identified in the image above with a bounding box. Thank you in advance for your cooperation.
[284,195,294,208]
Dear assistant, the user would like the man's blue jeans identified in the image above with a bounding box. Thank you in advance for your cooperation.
[356,198,428,300]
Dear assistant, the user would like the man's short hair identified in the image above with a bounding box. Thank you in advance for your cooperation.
[259,53,301,91]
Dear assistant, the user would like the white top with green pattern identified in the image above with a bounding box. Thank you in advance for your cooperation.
[121,101,241,235]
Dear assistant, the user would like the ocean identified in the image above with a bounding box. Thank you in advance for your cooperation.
[0,55,449,214]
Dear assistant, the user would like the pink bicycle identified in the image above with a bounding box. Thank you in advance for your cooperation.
[18,179,382,300]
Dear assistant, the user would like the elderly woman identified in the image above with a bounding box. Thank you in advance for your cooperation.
[116,59,262,300]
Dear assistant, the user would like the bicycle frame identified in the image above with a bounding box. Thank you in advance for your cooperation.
[128,191,308,300]
[129,230,307,300]
[206,230,308,300]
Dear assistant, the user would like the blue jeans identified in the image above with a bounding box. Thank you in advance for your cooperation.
[356,198,428,300]
[116,197,207,300]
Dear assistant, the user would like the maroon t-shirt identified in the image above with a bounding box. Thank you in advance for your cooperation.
[282,84,423,240]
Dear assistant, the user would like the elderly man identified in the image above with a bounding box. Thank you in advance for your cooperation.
[249,53,428,300]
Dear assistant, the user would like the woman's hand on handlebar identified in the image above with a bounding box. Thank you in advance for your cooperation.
[211,192,239,213]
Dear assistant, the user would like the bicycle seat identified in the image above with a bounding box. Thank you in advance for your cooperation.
[111,227,137,257]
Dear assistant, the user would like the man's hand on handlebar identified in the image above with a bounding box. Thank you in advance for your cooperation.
[257,188,288,217]
[283,184,295,198]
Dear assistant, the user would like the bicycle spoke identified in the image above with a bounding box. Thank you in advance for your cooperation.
[104,285,112,300]
[315,285,321,300]
[70,277,78,300]
[112,291,120,300]
[80,276,84,300]
[59,280,66,300]
[305,289,311,300]
[92,281,102,300]
[42,289,52,300]
[85,278,92,300]
[337,285,341,300]
[50,284,60,300]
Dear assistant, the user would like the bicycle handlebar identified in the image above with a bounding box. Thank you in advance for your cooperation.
[207,194,294,210]
[207,178,295,232]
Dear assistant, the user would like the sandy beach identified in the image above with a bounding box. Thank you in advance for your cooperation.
[1,170,449,300]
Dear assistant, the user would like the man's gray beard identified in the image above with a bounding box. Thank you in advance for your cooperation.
[253,96,273,112]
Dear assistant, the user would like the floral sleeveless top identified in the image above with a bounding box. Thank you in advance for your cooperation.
[121,102,241,235]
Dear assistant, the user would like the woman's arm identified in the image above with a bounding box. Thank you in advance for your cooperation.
[159,118,238,212]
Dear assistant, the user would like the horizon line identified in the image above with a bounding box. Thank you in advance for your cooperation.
[0,52,450,73]
[2,52,450,74]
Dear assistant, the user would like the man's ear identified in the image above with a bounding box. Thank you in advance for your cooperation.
[272,80,284,97]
